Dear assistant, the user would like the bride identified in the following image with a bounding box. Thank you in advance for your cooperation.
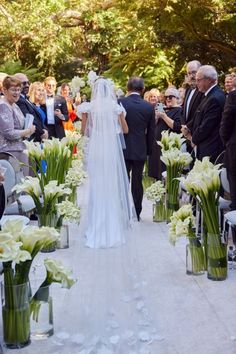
[72,77,157,353]
[79,77,135,248]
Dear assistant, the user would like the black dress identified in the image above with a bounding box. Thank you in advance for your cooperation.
[148,106,182,180]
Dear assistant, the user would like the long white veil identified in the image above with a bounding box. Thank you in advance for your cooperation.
[85,78,135,248]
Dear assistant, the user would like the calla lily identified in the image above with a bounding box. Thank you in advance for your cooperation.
[44,258,77,289]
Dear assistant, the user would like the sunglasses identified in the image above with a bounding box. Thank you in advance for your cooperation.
[22,81,30,86]
[165,95,176,99]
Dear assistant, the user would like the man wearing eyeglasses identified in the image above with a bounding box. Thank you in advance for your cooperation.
[181,61,204,157]
[43,76,69,139]
[14,73,48,142]
[184,65,225,163]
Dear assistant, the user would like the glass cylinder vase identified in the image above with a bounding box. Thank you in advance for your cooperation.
[207,233,227,281]
[1,282,30,349]
[186,238,205,275]
[57,224,69,249]
[38,213,57,253]
[166,193,179,222]
[30,285,54,339]
[152,200,166,222]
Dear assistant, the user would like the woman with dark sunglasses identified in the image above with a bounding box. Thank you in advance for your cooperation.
[148,87,181,180]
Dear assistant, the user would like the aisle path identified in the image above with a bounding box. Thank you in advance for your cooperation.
[1,198,236,354]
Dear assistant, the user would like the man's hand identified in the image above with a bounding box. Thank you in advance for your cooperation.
[54,109,65,120]
[41,129,48,140]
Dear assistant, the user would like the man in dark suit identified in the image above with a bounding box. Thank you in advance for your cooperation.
[183,65,225,163]
[119,77,155,220]
[14,73,48,142]
[220,86,236,210]
[44,76,68,139]
[182,61,203,126]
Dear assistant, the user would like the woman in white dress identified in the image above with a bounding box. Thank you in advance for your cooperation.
[79,78,135,248]
[68,78,156,353]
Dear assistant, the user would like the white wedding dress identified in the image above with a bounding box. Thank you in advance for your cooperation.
[78,80,135,248]
[74,79,157,353]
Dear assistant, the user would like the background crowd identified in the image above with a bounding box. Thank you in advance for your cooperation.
[0,60,236,217]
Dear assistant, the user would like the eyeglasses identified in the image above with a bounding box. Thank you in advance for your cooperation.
[165,95,176,99]
[8,88,21,94]
[22,81,30,86]
[196,77,205,82]
[187,71,197,76]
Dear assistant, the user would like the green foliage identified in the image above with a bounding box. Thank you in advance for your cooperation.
[0,61,42,81]
[0,0,235,87]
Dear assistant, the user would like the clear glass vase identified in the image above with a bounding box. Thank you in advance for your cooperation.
[38,213,57,253]
[207,233,227,281]
[166,193,179,222]
[1,282,30,349]
[152,200,166,222]
[57,224,69,249]
[30,285,54,339]
[186,238,205,275]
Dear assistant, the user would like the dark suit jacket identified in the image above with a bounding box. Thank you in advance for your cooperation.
[191,85,225,162]
[119,94,155,161]
[16,95,46,142]
[220,90,236,174]
[43,95,69,140]
[172,88,203,133]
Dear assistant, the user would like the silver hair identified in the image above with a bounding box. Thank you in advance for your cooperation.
[187,60,201,69]
[197,65,218,81]
[165,87,180,98]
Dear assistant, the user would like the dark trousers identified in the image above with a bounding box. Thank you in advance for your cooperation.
[125,159,145,219]
[227,172,236,211]
[0,185,5,221]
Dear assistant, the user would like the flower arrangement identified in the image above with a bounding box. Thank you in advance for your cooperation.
[179,157,227,280]
[168,204,205,275]
[12,178,72,228]
[145,181,166,222]
[145,180,165,203]
[157,131,185,152]
[24,138,75,185]
[70,76,85,96]
[56,200,81,223]
[65,159,87,204]
[30,258,76,323]
[169,204,196,245]
[0,220,59,348]
[158,132,192,220]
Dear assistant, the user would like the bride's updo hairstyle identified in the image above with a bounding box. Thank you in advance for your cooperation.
[91,77,117,103]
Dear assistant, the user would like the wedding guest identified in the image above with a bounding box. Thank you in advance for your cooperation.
[148,87,182,180]
[14,73,47,142]
[0,76,35,175]
[143,91,150,101]
[147,88,160,107]
[220,84,236,210]
[178,86,186,105]
[224,74,234,96]
[0,172,5,221]
[28,82,47,126]
[119,76,155,220]
[44,76,68,139]
[181,60,203,131]
[183,65,225,163]
[0,73,7,97]
[60,83,78,131]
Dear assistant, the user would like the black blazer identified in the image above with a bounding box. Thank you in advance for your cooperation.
[191,85,225,162]
[119,94,155,161]
[220,90,236,174]
[43,95,69,140]
[183,88,204,125]
[16,95,46,142]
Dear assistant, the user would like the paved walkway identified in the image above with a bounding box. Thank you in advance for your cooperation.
[1,197,236,354]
